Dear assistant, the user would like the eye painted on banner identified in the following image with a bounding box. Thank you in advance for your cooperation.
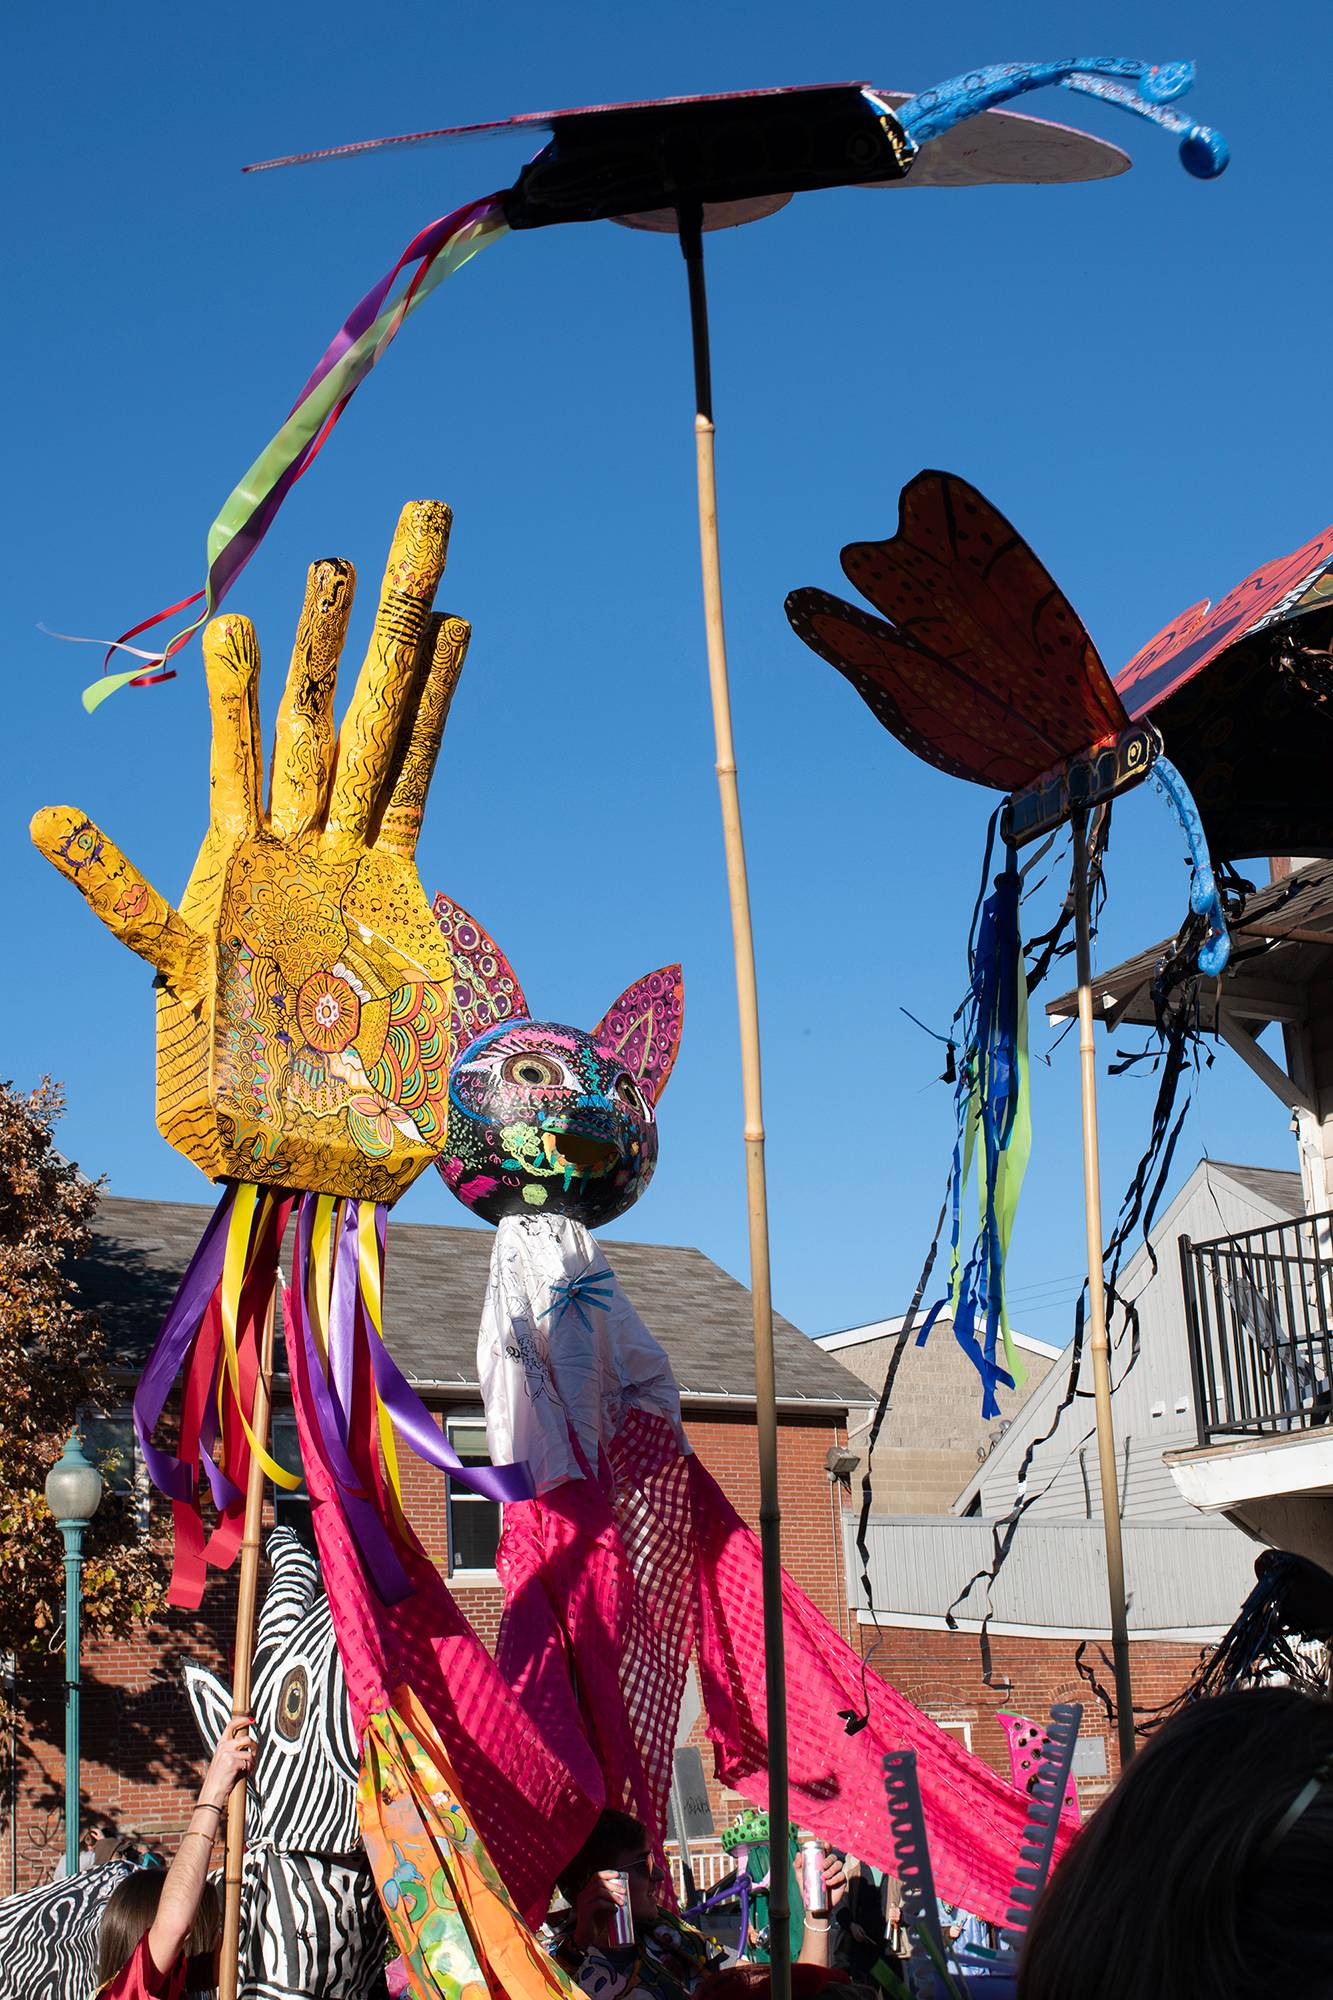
[276,1665,308,1741]
[614,1072,648,1117]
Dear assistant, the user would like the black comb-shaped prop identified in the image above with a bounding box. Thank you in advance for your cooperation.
[883,1749,951,1994]
[999,1701,1083,1954]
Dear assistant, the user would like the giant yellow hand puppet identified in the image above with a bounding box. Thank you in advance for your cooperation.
[31,502,531,1611]
[34,501,463,1202]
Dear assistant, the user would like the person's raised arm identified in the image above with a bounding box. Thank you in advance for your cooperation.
[796,1847,847,1968]
[146,1716,255,1974]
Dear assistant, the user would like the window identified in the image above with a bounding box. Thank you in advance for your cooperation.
[81,1409,150,1536]
[447,1417,501,1576]
[933,1718,974,1753]
[268,1413,316,1551]
[81,1412,138,1496]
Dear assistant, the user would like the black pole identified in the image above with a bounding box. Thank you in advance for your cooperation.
[677,203,713,422]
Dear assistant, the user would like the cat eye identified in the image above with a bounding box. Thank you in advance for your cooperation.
[614,1073,645,1112]
[500,1052,566,1089]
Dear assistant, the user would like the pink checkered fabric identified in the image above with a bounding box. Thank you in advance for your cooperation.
[607,1415,697,1842]
[493,1412,696,1894]
[687,1449,1074,1926]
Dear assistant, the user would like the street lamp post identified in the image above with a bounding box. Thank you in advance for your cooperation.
[44,1434,103,1880]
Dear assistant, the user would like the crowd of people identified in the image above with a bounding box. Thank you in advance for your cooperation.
[79,1685,1333,1997]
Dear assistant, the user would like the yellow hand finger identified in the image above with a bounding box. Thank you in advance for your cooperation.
[269,557,356,840]
[202,615,263,839]
[325,500,452,849]
[30,807,204,993]
[374,612,471,859]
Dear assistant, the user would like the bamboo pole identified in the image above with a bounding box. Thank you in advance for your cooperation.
[678,205,791,2000]
[218,1284,278,2000]
[1071,812,1136,1771]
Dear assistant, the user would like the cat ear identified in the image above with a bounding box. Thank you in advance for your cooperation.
[432,893,530,1053]
[594,966,684,1106]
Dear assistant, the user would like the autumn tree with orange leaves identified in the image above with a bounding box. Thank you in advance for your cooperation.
[0,1079,162,1698]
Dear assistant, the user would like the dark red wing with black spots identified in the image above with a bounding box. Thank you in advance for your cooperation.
[786,471,1128,793]
[1115,521,1333,718]
[785,588,1048,790]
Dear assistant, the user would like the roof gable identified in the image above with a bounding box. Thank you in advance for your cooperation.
[75,1197,869,1409]
[950,1158,1303,1516]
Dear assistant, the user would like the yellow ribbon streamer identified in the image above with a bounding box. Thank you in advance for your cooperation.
[307,1192,337,1369]
[218,1181,302,1490]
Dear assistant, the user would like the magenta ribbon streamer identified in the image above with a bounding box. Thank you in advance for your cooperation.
[132,1184,237,1503]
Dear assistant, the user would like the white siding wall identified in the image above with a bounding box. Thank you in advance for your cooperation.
[971,1166,1298,1524]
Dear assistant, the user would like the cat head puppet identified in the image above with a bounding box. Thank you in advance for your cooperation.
[432,893,683,1228]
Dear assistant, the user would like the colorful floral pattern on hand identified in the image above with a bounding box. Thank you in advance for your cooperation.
[297,970,363,1054]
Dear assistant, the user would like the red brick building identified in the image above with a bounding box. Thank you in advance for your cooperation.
[9,1178,1259,1899]
[835,1161,1277,1808]
[5,1198,869,1894]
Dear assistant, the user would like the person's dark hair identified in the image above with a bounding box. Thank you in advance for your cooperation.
[96,1867,223,1986]
[695,1966,851,2000]
[1018,1687,1333,2000]
[557,1809,648,1904]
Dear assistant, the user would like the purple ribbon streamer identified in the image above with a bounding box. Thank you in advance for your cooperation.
[290,197,499,410]
[132,1185,236,1502]
[361,1200,534,1506]
[286,1196,413,1603]
[196,1367,242,1511]
[280,1193,534,1606]
[329,1199,361,1433]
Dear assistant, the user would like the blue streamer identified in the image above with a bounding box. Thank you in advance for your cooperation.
[892,57,1228,179]
[927,827,1028,1419]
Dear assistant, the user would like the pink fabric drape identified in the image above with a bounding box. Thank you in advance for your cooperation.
[687,1443,1072,1925]
[283,1289,603,1926]
[289,1270,1065,1930]
[496,1406,1065,1928]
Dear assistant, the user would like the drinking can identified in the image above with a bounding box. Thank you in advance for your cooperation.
[608,1871,634,1947]
[800,1838,828,1916]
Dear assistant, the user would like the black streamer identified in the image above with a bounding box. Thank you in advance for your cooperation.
[842,1191,951,1734]
[943,1003,1207,1699]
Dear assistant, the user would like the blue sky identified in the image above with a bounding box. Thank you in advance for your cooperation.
[5,0,1325,1344]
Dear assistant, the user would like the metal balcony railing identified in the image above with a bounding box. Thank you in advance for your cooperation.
[1179,1211,1333,1445]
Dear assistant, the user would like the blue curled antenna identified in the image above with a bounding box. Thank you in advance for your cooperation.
[889,57,1229,179]
[1150,756,1231,977]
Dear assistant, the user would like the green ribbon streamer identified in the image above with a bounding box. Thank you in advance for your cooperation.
[83,207,508,712]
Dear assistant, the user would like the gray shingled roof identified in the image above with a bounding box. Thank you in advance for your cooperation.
[76,1197,869,1408]
[1046,857,1333,1033]
[1197,1162,1303,1223]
